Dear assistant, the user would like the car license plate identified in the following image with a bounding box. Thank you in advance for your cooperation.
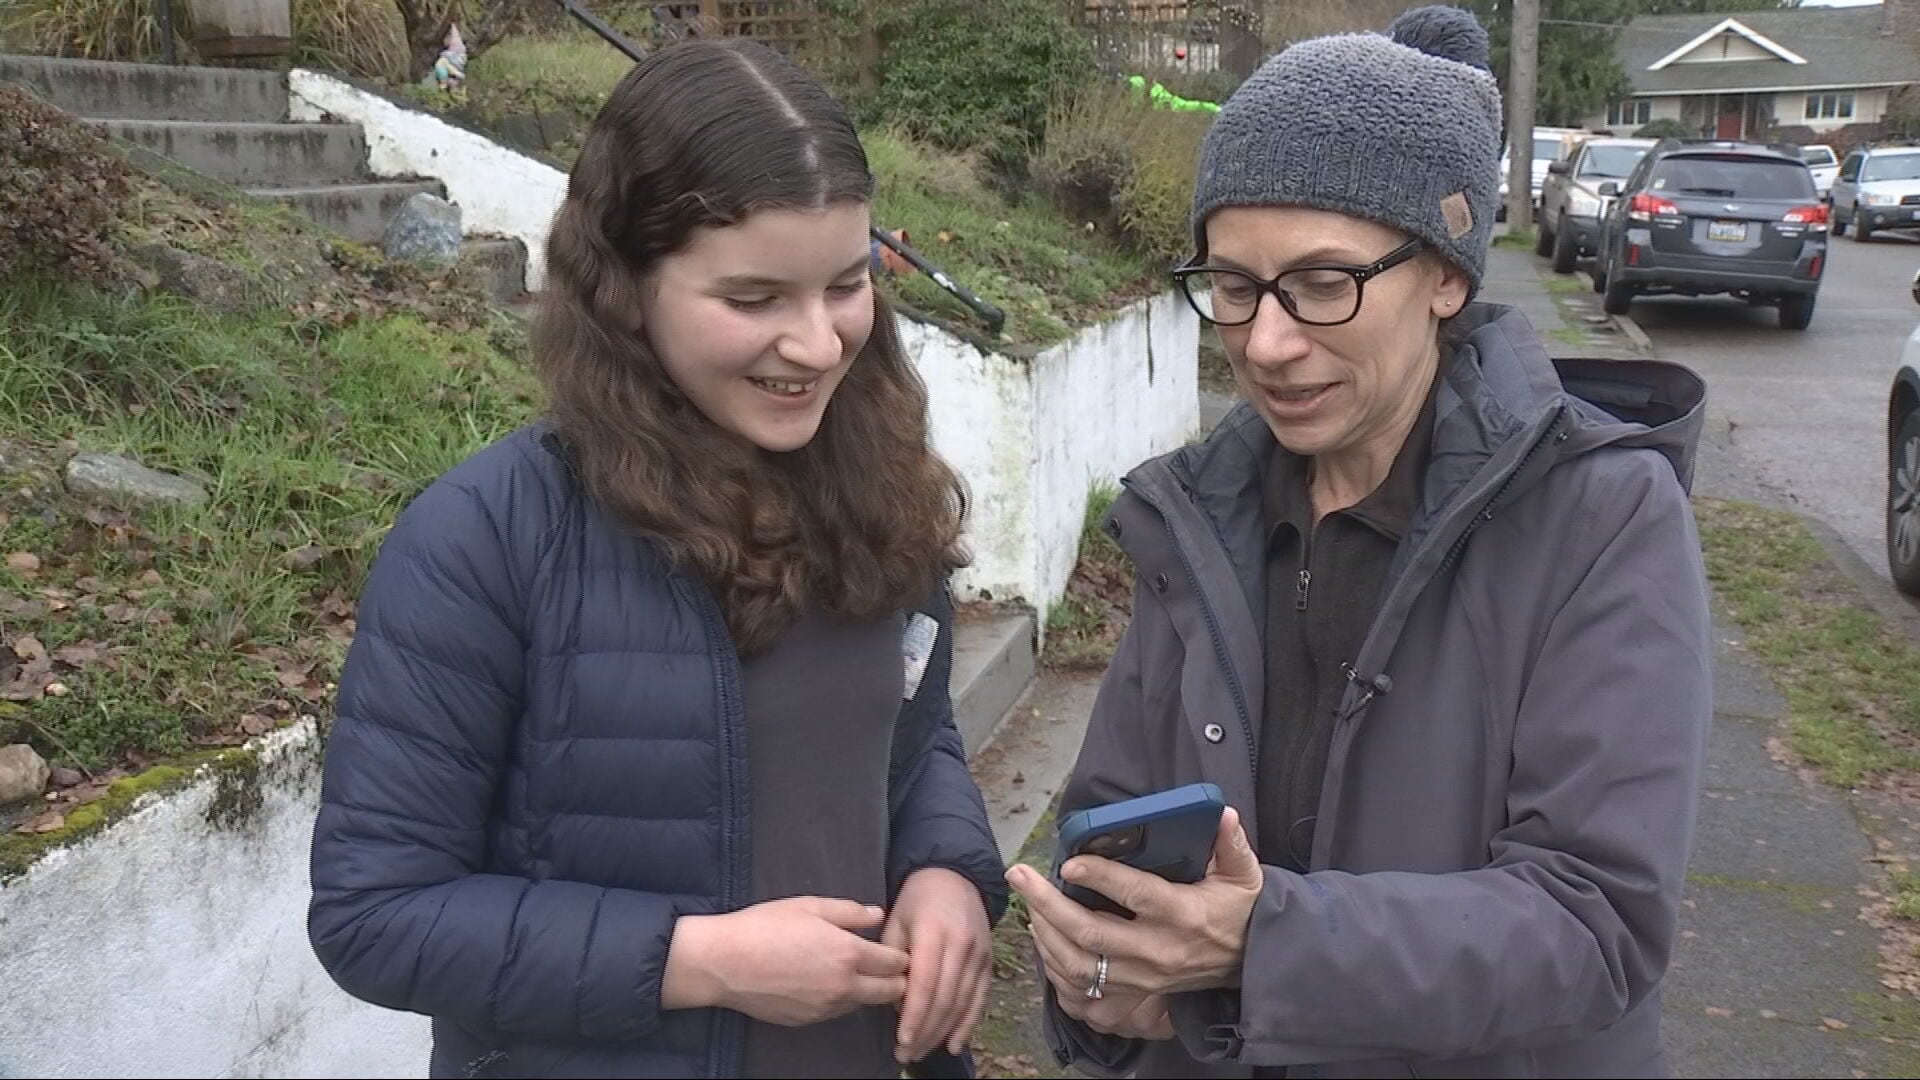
[1708,219,1748,242]
[1910,207,1920,221]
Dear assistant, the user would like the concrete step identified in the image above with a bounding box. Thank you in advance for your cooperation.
[951,608,1037,758]
[0,54,286,123]
[455,237,531,305]
[247,181,443,244]
[96,119,367,188]
[969,670,1099,860]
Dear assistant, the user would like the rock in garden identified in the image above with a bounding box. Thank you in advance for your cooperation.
[126,243,257,315]
[0,743,49,805]
[382,193,463,268]
[64,452,207,509]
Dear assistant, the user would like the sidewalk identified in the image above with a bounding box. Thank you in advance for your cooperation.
[1477,250,1915,1078]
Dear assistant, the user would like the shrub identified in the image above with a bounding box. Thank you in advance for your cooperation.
[1634,118,1691,140]
[1036,82,1211,266]
[870,0,1094,154]
[0,85,130,283]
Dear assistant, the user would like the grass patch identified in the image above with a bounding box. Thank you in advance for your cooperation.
[1895,871,1920,921]
[1544,275,1586,297]
[1547,326,1589,349]
[866,131,1160,346]
[1044,484,1131,670]
[0,277,536,776]
[1492,227,1537,252]
[1695,497,1920,787]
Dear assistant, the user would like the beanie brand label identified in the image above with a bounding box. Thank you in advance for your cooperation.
[1441,193,1474,239]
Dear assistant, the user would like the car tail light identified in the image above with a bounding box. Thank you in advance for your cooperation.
[1626,244,1642,266]
[1628,193,1679,221]
[1783,204,1829,231]
[1809,253,1824,279]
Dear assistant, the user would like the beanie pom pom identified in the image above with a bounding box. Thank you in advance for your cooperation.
[1387,5,1491,73]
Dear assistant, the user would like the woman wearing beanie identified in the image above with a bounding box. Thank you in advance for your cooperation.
[1006,7,1711,1078]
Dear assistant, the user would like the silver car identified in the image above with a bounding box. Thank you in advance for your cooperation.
[1888,269,1920,593]
[1832,145,1920,242]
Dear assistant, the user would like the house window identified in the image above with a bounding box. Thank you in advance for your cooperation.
[1804,92,1857,121]
[1608,99,1653,127]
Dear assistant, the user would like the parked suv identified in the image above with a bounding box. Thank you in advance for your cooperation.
[1537,135,1656,274]
[1593,139,1827,331]
[1830,144,1920,242]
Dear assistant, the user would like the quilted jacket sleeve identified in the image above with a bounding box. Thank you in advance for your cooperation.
[307,475,683,1042]
[885,582,1011,925]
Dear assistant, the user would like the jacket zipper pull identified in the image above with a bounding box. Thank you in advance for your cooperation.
[1296,568,1311,611]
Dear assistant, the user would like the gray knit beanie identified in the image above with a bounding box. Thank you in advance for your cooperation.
[1191,5,1503,295]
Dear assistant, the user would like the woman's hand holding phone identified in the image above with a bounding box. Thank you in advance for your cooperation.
[662,897,910,1025]
[1009,806,1263,1007]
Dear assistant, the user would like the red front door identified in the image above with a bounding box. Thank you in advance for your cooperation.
[1716,96,1744,139]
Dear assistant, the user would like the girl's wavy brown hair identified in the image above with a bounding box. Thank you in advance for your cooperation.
[535,39,967,655]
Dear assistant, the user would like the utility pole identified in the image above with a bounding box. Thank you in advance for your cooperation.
[1508,0,1540,231]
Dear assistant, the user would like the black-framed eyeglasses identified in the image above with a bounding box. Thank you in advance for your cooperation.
[1171,238,1424,327]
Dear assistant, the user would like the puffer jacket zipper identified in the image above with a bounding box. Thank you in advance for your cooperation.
[690,583,748,1080]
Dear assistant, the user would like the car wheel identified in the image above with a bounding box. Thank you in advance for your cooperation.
[1592,247,1609,292]
[1855,217,1874,243]
[1889,409,1920,595]
[1778,292,1815,331]
[1832,211,1848,237]
[1551,218,1579,275]
[1602,272,1634,316]
[1534,219,1554,257]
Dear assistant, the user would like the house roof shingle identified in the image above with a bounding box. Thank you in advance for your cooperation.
[1618,6,1918,95]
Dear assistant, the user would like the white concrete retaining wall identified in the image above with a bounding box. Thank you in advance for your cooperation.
[0,725,427,1079]
[909,292,1199,617]
[287,69,567,292]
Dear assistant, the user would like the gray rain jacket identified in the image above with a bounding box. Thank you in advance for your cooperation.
[1046,304,1712,1078]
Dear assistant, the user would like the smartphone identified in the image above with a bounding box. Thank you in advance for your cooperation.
[1052,782,1226,917]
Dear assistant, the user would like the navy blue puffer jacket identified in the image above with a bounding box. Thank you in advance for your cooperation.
[308,426,1009,1078]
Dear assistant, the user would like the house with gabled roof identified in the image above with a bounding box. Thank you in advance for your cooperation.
[1581,4,1919,146]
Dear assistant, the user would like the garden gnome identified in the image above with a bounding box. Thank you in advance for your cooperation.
[429,24,467,92]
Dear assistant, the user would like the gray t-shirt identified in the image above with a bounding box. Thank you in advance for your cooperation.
[738,608,903,1079]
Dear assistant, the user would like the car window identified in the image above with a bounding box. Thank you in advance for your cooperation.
[1802,148,1837,168]
[1578,146,1650,179]
[1863,153,1920,183]
[1532,137,1563,163]
[1841,154,1863,181]
[1648,156,1816,200]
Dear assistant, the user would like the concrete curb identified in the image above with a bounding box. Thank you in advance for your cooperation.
[1573,268,1656,356]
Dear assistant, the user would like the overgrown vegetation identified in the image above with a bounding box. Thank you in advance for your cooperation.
[865,132,1157,345]
[292,0,409,82]
[1044,485,1132,670]
[0,85,131,283]
[1036,82,1213,266]
[0,104,536,842]
[0,0,188,62]
[1695,497,1920,787]
[868,0,1093,158]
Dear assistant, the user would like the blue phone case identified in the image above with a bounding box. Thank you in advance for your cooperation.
[1052,782,1226,917]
